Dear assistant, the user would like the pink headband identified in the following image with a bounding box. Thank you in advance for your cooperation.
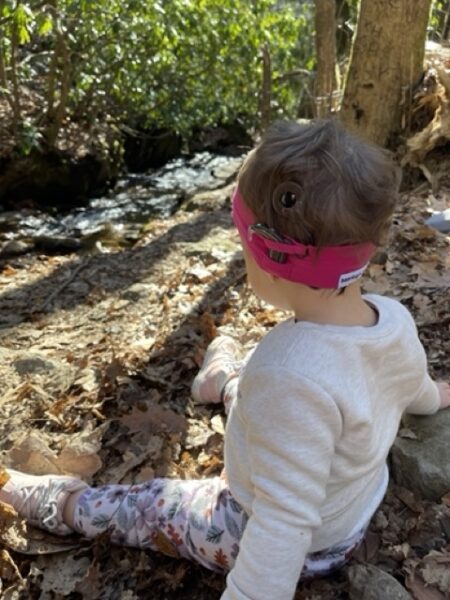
[231,187,376,289]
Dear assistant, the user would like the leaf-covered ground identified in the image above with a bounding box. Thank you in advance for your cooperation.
[0,179,449,599]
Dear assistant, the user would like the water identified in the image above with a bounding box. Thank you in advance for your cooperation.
[0,152,242,255]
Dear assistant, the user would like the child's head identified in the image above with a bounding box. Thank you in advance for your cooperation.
[237,119,400,250]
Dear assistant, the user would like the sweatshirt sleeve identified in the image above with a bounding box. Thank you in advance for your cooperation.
[405,372,440,415]
[394,302,440,416]
[221,367,342,600]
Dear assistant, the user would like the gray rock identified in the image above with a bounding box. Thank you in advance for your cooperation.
[121,283,158,302]
[212,157,243,182]
[13,354,58,376]
[183,184,233,212]
[34,235,81,254]
[0,240,33,257]
[347,564,413,600]
[391,410,450,501]
[426,209,450,233]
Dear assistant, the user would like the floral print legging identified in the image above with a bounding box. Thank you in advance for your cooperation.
[73,472,366,578]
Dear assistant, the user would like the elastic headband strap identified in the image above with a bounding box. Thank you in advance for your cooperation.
[231,187,376,289]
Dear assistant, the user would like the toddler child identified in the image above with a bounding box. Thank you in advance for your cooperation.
[1,119,449,600]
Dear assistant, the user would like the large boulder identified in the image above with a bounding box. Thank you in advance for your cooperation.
[347,565,413,600]
[391,410,450,501]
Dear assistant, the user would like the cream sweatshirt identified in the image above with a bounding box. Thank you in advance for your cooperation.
[222,294,440,600]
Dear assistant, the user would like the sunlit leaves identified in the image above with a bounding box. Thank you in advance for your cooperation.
[1,0,316,141]
[15,3,32,44]
[37,14,53,36]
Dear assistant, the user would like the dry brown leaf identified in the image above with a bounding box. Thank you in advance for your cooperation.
[441,491,450,507]
[8,430,102,479]
[0,549,22,583]
[405,570,447,600]
[352,530,381,562]
[134,466,155,483]
[98,357,127,399]
[410,264,450,288]
[121,402,187,435]
[1,265,18,276]
[187,265,214,283]
[200,312,217,342]
[151,530,180,558]
[210,414,225,436]
[185,418,214,449]
[74,563,104,599]
[399,428,419,440]
[395,487,424,514]
[56,444,102,479]
[33,554,91,595]
[421,551,450,592]
[0,467,10,489]
[0,501,28,553]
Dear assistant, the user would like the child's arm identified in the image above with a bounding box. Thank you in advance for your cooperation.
[405,372,442,415]
[437,381,450,409]
[222,368,341,600]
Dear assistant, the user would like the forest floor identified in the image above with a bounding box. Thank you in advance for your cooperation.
[0,179,449,600]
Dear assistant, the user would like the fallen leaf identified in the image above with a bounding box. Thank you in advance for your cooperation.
[200,312,217,342]
[151,530,180,558]
[0,500,81,555]
[0,502,27,552]
[130,336,155,351]
[74,563,104,599]
[121,402,187,435]
[399,428,419,440]
[405,570,446,600]
[0,549,22,583]
[10,527,82,555]
[411,264,450,288]
[0,468,10,489]
[1,265,18,276]
[187,265,213,283]
[185,419,214,449]
[33,553,91,595]
[421,551,450,592]
[351,530,381,562]
[395,487,424,513]
[211,414,225,436]
[8,430,102,479]
[134,466,155,483]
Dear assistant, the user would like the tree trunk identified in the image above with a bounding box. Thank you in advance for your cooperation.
[10,14,21,133]
[340,0,432,146]
[314,0,337,118]
[45,37,71,147]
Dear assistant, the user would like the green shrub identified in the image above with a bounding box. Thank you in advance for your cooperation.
[0,0,315,151]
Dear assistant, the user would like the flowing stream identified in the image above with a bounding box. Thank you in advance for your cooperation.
[0,152,243,257]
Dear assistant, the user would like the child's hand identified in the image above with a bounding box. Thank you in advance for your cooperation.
[437,381,450,409]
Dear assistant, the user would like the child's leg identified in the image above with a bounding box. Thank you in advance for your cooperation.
[73,478,366,575]
[191,336,243,412]
[1,469,366,577]
[0,469,245,571]
[72,475,246,571]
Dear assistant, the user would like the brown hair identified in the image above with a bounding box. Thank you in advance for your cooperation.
[237,119,401,248]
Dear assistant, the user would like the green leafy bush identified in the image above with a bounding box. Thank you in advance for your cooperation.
[0,0,314,152]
